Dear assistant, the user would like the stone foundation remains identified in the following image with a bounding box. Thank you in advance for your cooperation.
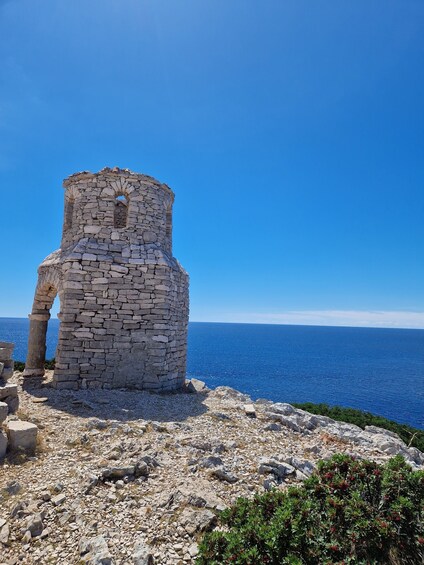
[0,342,38,459]
[0,342,19,418]
[0,342,14,382]
[24,168,189,391]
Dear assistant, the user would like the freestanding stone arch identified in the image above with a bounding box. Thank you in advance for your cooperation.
[24,167,189,391]
[24,265,62,377]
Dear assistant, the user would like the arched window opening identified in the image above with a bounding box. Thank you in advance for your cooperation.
[114,194,128,228]
[64,198,74,231]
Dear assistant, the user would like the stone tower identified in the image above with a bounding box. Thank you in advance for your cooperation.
[24,168,189,391]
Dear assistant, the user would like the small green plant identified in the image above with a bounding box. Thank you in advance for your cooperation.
[197,454,424,564]
[44,358,55,370]
[14,360,25,371]
[14,358,55,372]
[293,402,424,452]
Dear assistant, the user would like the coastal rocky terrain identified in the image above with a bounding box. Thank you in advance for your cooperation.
[0,371,423,564]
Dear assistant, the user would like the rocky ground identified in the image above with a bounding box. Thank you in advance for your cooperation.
[0,372,423,565]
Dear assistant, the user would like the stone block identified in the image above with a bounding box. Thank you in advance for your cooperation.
[1,368,13,380]
[0,384,18,400]
[7,421,38,454]
[4,395,19,414]
[0,352,11,363]
[0,402,8,423]
[244,404,256,418]
[0,430,7,459]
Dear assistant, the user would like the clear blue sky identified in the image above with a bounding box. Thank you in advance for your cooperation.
[1,0,423,328]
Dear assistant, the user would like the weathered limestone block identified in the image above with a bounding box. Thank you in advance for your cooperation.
[0,384,17,399]
[79,535,113,565]
[26,513,44,537]
[7,421,38,454]
[0,343,14,383]
[0,430,7,459]
[0,384,19,414]
[0,402,8,423]
[1,367,13,381]
[0,346,14,363]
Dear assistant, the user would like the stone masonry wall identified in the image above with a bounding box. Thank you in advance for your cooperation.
[25,168,189,391]
[0,342,14,381]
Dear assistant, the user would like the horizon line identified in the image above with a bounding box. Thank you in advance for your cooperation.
[1,309,424,331]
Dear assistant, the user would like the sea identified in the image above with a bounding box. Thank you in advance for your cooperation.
[1,318,423,429]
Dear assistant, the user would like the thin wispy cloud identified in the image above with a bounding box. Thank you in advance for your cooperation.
[193,310,424,329]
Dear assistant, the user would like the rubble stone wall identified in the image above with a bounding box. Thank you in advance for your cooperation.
[25,168,189,391]
[0,342,14,381]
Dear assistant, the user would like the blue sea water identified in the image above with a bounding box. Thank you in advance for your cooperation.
[1,318,423,429]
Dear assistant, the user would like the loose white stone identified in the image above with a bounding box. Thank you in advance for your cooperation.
[244,404,256,417]
[51,493,67,506]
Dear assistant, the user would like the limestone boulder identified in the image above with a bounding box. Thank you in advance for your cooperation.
[133,538,154,564]
[185,378,209,393]
[79,535,114,564]
[258,457,296,479]
[26,513,44,537]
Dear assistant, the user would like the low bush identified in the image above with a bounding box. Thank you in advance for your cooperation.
[292,402,424,453]
[13,359,55,372]
[44,358,55,370]
[197,454,424,564]
[14,360,25,371]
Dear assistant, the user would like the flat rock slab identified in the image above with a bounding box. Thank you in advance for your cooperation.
[7,421,38,454]
[0,384,18,400]
[31,397,49,403]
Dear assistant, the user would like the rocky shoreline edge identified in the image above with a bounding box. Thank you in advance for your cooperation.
[0,372,423,564]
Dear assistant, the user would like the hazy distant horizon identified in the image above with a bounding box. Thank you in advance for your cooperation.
[2,313,424,331]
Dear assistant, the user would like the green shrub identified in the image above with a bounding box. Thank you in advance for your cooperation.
[13,359,55,372]
[14,360,25,371]
[44,358,55,370]
[197,454,424,564]
[293,402,424,453]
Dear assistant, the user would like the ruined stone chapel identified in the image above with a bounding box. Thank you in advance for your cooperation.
[24,168,189,391]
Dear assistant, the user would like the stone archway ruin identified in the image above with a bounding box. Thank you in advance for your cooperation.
[24,167,189,391]
[24,262,62,377]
